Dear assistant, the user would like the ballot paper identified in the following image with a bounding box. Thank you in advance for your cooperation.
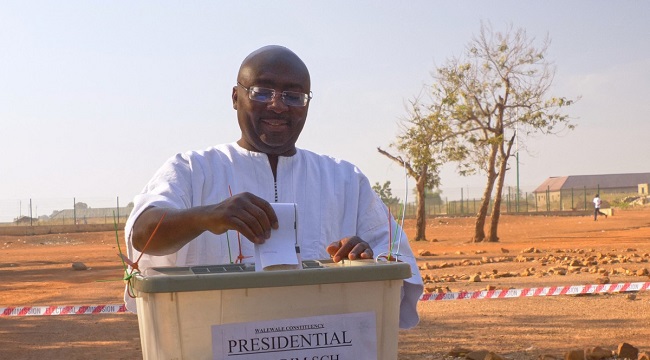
[254,203,300,271]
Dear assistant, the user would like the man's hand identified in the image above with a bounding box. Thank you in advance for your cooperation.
[202,192,279,244]
[326,236,373,262]
[132,192,278,255]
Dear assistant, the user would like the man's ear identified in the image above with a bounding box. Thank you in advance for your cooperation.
[232,86,238,110]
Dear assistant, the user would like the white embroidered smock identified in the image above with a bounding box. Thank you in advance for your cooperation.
[124,142,423,329]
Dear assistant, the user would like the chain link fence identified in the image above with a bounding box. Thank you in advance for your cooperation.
[1,185,646,226]
[0,197,133,226]
[387,186,646,218]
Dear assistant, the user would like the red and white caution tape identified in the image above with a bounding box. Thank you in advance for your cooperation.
[0,304,127,317]
[419,281,650,301]
[3,282,649,315]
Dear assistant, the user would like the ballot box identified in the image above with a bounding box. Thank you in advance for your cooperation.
[131,259,411,360]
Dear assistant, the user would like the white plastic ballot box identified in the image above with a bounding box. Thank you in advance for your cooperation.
[131,259,411,360]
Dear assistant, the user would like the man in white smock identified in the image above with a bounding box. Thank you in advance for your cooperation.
[124,45,423,329]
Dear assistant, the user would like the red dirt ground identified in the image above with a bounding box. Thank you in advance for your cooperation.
[1,208,649,359]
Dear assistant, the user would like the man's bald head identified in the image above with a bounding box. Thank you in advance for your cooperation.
[237,45,310,89]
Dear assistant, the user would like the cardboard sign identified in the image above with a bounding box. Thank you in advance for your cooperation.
[212,312,377,360]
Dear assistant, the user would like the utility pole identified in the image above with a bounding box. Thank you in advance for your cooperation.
[515,128,520,213]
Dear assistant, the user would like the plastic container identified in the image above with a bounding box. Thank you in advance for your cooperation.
[132,259,410,360]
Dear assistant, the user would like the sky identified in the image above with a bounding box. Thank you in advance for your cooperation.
[1,1,649,222]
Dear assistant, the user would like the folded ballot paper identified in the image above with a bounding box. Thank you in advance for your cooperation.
[254,203,300,271]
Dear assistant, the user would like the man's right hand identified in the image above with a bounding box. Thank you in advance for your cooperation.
[200,192,279,244]
[132,192,278,256]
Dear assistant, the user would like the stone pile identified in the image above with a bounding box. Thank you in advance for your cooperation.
[418,247,650,293]
[442,342,648,360]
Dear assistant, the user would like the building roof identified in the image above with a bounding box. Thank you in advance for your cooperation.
[533,172,650,193]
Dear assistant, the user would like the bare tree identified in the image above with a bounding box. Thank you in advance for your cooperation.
[432,22,577,242]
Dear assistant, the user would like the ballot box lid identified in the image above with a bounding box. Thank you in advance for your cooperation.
[131,259,411,293]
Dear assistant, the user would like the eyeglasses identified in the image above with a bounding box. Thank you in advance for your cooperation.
[237,82,312,107]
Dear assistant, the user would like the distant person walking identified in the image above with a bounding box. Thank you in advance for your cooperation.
[593,194,607,220]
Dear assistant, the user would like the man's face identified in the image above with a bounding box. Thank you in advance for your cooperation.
[233,56,310,157]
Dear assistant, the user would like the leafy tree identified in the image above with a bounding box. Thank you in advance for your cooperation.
[378,98,451,241]
[423,188,443,207]
[74,202,89,210]
[430,22,577,242]
[372,181,400,206]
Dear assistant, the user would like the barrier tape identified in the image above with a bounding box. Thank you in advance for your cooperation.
[2,282,648,316]
[1,304,127,317]
[419,281,650,301]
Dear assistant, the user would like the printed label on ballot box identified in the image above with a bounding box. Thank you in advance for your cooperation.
[212,312,377,360]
